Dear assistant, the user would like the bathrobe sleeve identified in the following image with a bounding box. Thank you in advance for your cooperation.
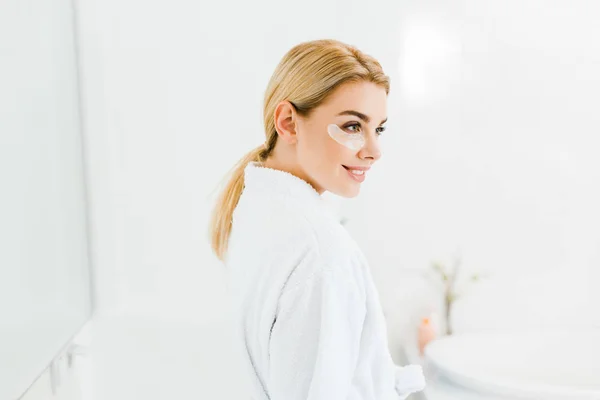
[394,364,426,400]
[267,259,366,400]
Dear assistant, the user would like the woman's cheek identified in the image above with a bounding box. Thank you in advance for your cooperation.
[325,135,349,161]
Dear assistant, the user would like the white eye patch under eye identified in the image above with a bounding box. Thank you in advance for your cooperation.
[327,124,366,151]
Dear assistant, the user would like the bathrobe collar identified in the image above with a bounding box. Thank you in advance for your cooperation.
[243,161,334,217]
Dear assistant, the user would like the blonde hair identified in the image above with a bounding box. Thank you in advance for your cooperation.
[209,39,390,262]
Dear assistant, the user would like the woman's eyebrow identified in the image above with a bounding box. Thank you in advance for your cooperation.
[337,110,387,125]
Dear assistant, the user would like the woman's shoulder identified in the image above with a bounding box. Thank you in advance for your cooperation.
[233,187,366,276]
[276,220,368,297]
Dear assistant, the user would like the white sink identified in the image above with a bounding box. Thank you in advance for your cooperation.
[424,329,600,400]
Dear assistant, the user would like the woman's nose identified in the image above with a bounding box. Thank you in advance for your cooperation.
[359,132,382,161]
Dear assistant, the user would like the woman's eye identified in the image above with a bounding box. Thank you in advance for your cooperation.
[343,123,385,135]
[344,123,361,133]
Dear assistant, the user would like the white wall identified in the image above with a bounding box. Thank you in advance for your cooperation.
[75,0,600,364]
[0,0,92,397]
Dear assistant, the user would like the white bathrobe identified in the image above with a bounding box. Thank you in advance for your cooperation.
[225,161,425,400]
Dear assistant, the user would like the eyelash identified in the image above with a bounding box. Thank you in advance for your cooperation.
[344,122,386,136]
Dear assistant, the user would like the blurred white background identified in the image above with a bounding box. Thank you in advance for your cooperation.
[3,0,600,399]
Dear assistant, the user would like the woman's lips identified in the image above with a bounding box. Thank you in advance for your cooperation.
[342,165,368,183]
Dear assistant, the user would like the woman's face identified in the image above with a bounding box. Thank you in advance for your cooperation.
[295,80,387,197]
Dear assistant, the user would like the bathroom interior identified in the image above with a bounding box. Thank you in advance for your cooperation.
[1,0,600,399]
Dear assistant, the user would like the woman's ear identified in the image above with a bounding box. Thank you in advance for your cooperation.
[273,100,298,144]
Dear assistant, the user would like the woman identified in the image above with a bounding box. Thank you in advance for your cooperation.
[209,39,426,400]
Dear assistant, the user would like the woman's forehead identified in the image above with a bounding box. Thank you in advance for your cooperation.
[320,81,387,121]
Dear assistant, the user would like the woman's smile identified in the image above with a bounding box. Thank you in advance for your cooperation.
[342,165,370,183]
